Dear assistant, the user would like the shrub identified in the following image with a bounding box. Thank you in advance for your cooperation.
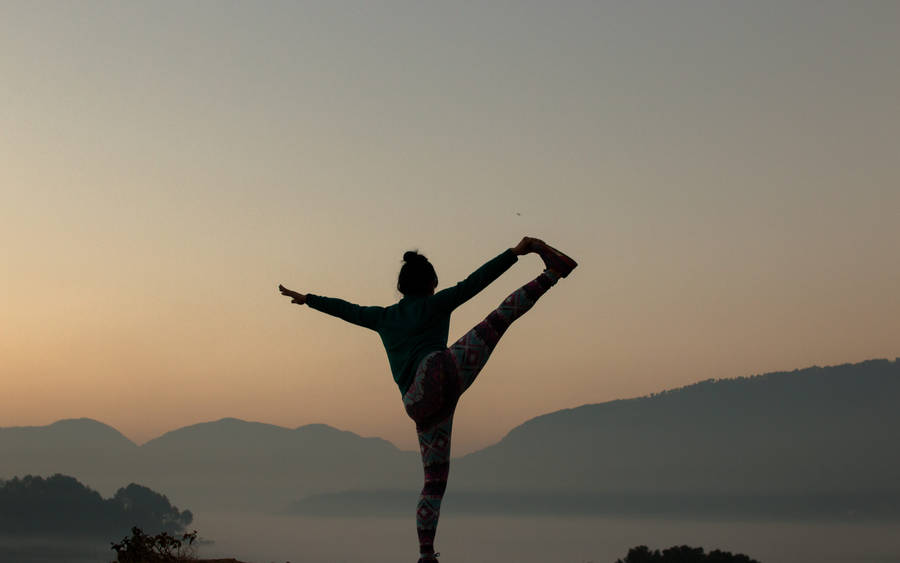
[110,526,198,563]
[616,544,759,563]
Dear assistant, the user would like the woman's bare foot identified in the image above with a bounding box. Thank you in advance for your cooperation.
[534,241,578,277]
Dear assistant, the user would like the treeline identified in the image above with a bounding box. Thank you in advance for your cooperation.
[0,474,192,538]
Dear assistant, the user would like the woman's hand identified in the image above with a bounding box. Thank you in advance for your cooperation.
[512,236,544,256]
[278,284,307,305]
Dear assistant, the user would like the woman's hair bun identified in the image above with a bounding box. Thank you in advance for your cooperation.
[403,251,426,263]
[398,249,437,296]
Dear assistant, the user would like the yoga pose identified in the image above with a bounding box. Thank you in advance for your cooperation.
[278,237,576,562]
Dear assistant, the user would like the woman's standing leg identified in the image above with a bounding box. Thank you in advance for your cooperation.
[408,268,560,560]
[414,411,453,561]
[404,351,459,561]
[450,269,560,392]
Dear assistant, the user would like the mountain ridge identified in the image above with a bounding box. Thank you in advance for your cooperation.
[10,357,896,455]
[492,357,900,446]
[0,417,138,448]
[2,358,898,513]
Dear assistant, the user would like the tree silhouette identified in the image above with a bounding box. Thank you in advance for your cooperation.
[0,474,192,538]
[112,483,193,534]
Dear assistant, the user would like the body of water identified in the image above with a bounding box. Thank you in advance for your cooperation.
[192,512,900,563]
[3,513,898,563]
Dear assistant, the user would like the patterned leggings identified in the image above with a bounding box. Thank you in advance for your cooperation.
[401,270,559,558]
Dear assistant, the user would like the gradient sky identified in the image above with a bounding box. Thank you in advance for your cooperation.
[2,1,898,455]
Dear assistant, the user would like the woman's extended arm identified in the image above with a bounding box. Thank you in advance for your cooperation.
[429,237,538,312]
[278,284,382,330]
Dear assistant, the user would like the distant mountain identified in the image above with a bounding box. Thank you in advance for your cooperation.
[134,418,418,511]
[0,417,418,512]
[0,418,138,496]
[452,358,900,497]
[3,358,899,517]
[0,417,137,455]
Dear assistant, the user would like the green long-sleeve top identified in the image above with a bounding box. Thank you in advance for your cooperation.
[306,249,518,395]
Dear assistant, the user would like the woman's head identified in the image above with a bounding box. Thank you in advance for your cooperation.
[398,250,438,297]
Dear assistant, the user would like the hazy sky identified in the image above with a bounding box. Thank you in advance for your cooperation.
[2,1,898,454]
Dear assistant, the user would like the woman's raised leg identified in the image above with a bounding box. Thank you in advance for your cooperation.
[407,241,574,560]
[449,268,560,393]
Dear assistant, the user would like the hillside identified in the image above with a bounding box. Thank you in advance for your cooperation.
[452,358,900,495]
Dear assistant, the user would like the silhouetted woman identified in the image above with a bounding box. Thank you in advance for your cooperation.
[278,237,576,562]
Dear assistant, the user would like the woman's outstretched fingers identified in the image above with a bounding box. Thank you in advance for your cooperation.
[279,284,305,303]
[279,285,307,305]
